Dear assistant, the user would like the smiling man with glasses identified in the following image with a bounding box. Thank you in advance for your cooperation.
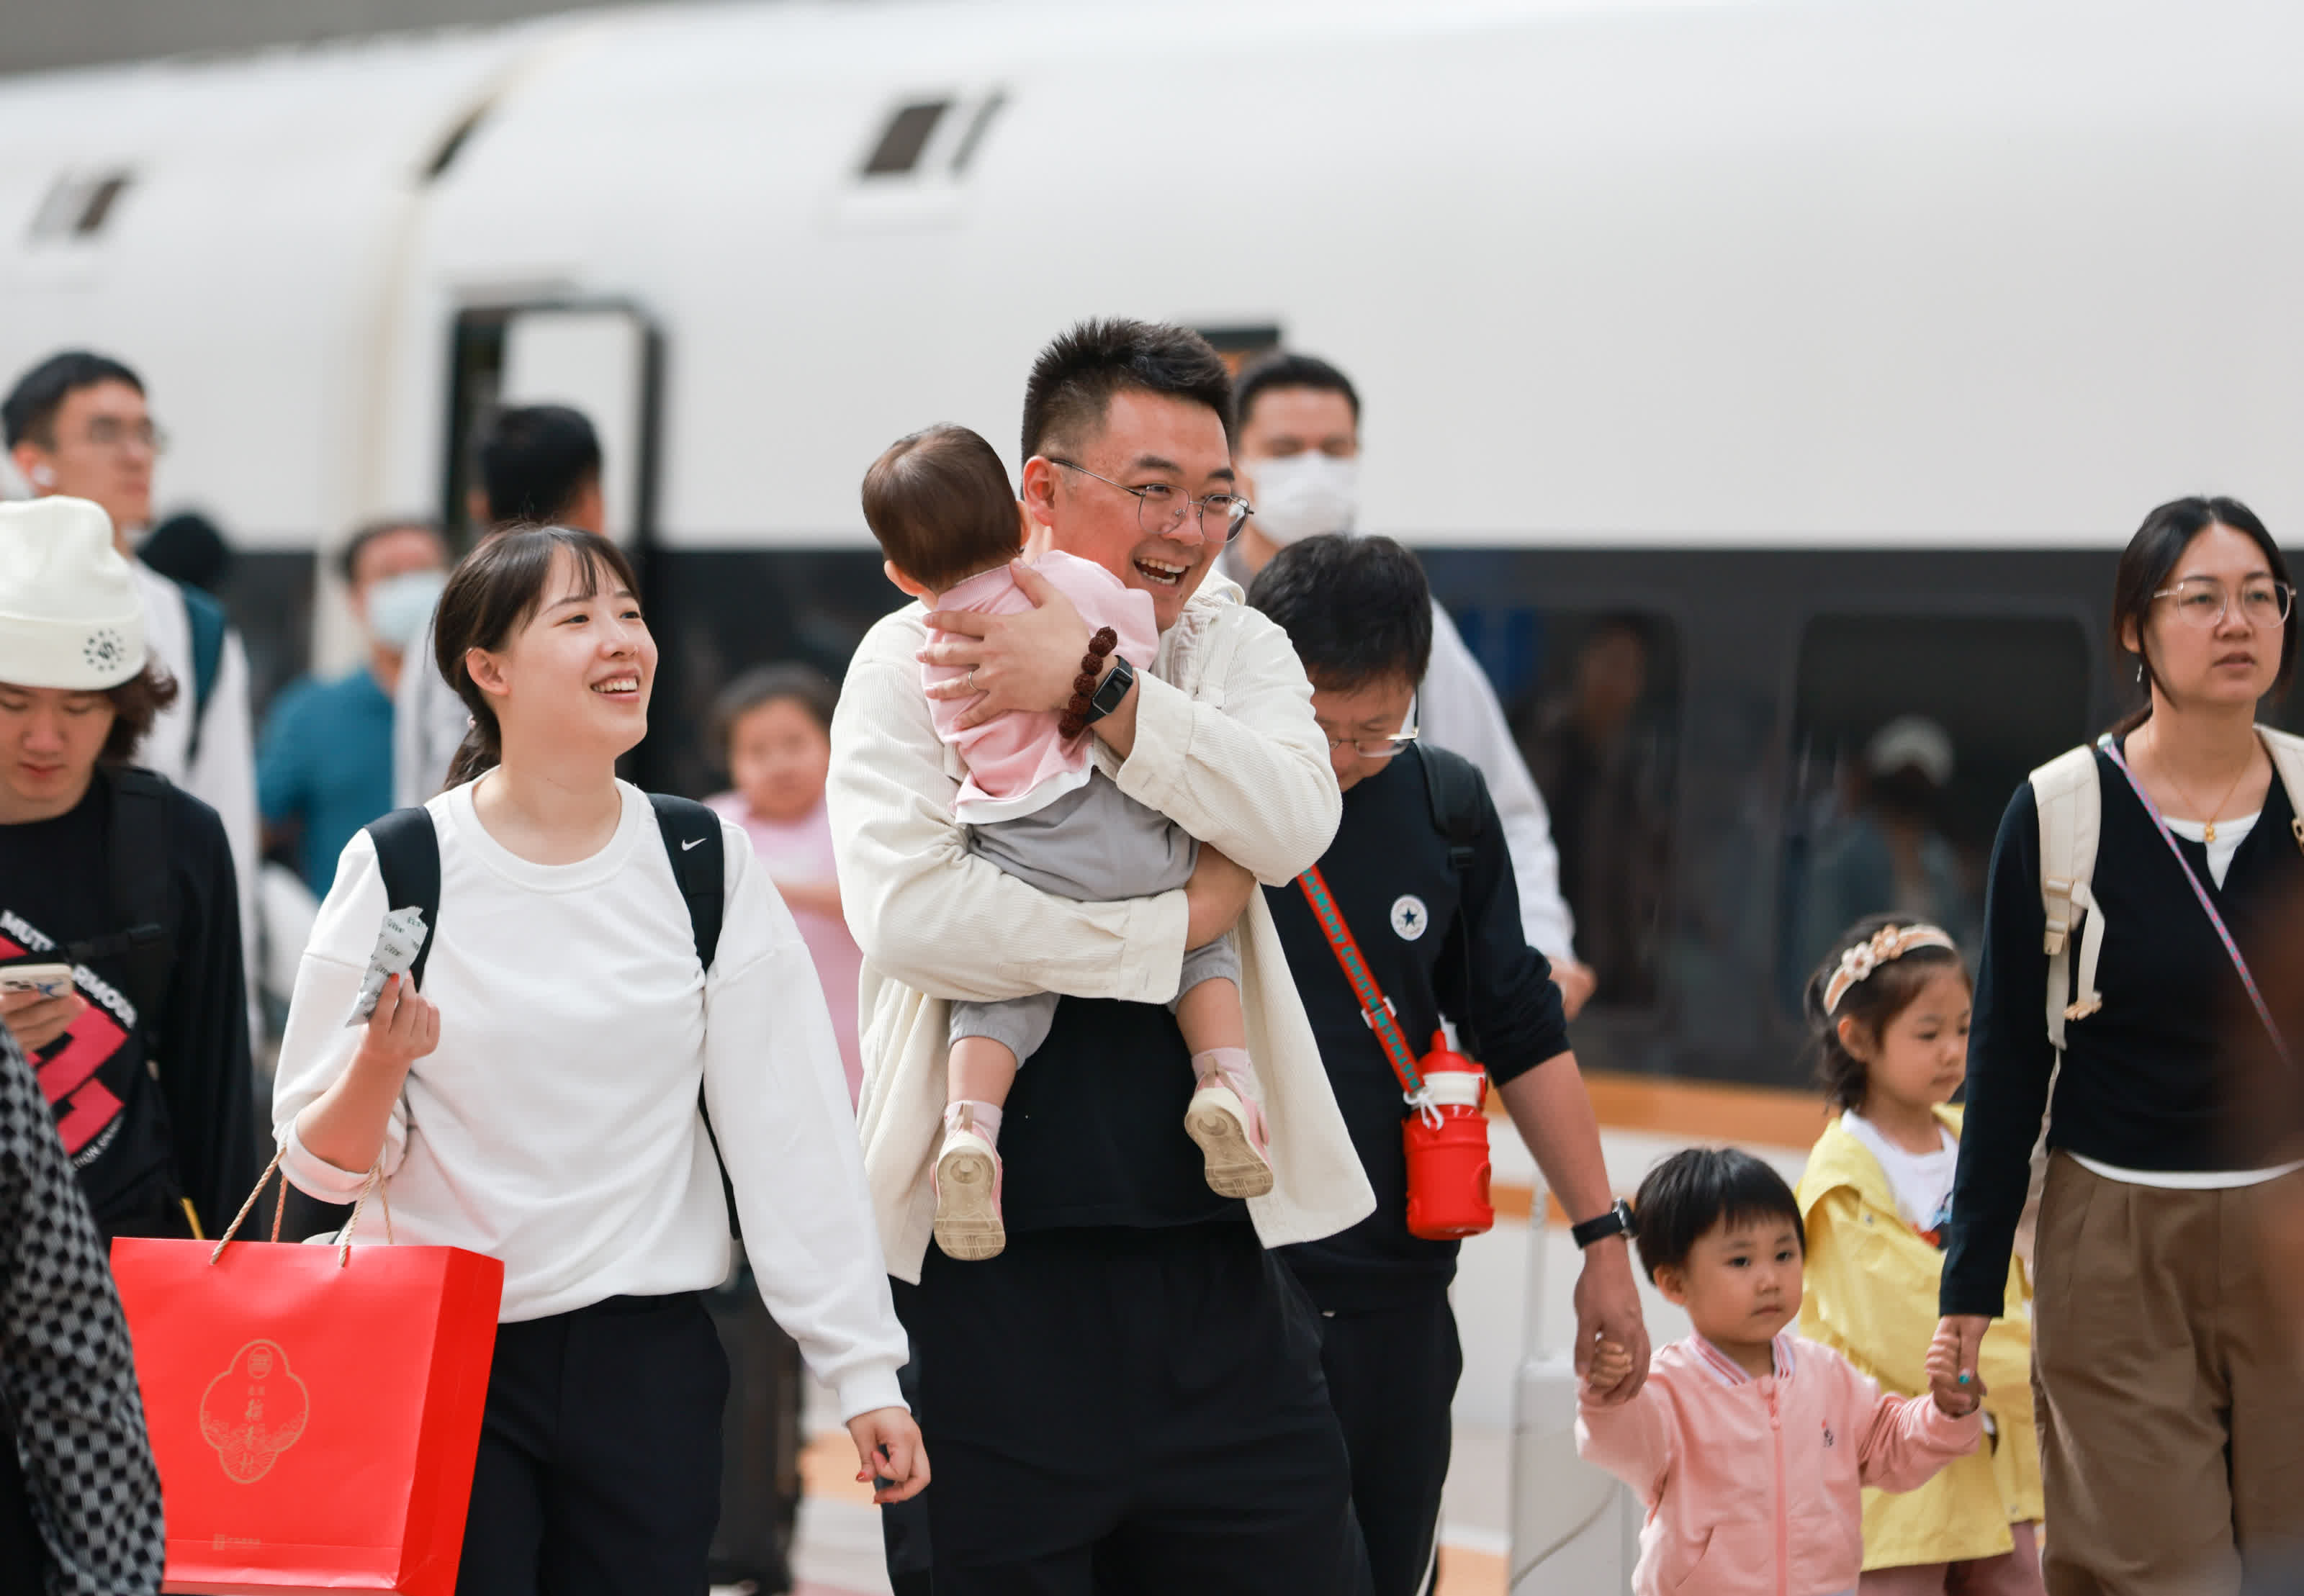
[4,351,259,1020]
[829,317,1377,1595]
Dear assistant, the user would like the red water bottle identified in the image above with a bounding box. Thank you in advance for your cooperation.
[1402,1032,1495,1240]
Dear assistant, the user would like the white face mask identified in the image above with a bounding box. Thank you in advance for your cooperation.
[366,569,446,652]
[1243,453,1359,546]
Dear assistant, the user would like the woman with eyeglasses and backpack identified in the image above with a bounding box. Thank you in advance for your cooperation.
[269,526,922,1595]
[1933,496,2304,1593]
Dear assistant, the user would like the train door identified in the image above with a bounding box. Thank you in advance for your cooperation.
[439,301,663,551]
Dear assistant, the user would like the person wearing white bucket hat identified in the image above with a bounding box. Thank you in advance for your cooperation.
[0,496,256,1241]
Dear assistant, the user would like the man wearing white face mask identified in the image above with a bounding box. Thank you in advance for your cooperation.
[257,518,447,896]
[1222,352,1598,1016]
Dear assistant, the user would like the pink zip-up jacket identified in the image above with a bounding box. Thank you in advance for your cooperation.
[1578,1333,1981,1596]
[925,550,1160,825]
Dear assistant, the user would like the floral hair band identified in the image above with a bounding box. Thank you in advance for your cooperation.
[1822,924,1956,1015]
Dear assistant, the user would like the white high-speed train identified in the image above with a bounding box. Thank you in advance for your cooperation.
[7,0,2287,1094]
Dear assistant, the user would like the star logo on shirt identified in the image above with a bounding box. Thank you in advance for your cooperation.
[1390,895,1430,942]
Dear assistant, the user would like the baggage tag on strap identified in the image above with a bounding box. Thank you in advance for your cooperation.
[345,906,428,1027]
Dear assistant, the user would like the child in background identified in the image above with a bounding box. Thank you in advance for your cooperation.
[1794,919,2043,1595]
[705,664,863,1104]
[861,425,1267,1263]
[1579,1148,1982,1596]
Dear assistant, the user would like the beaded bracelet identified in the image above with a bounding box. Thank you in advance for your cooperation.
[1058,628,1120,738]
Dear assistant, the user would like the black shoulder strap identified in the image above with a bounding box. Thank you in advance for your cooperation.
[364,806,442,989]
[179,584,228,763]
[102,767,174,1050]
[1420,743,1488,877]
[649,794,724,973]
[1418,744,1490,1053]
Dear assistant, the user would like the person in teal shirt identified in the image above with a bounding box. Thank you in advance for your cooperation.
[258,519,446,894]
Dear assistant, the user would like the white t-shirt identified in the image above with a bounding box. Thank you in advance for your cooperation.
[271,777,906,1420]
[2165,810,2255,889]
[1840,1109,1958,1232]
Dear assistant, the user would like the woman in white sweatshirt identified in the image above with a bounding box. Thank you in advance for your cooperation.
[271,526,922,1593]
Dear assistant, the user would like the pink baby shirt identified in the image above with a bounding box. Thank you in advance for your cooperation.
[924,549,1160,825]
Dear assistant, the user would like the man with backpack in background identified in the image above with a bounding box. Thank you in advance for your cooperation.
[5,351,261,1011]
[393,404,605,806]
[1246,533,1649,1595]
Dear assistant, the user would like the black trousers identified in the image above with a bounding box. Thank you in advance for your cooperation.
[901,1222,1369,1596]
[457,1291,728,1596]
[1308,1281,1462,1596]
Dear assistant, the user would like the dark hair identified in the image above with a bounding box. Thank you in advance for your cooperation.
[477,405,603,528]
[338,517,446,586]
[711,662,839,767]
[433,526,639,789]
[1246,533,1434,690]
[2111,495,2296,734]
[860,426,1020,592]
[3,351,144,448]
[98,663,181,765]
[1020,319,1234,464]
[139,512,232,595]
[1629,1147,1804,1284]
[1804,914,1969,1113]
[1232,350,1362,435]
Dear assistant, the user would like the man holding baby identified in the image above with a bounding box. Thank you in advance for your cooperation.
[827,320,1377,1592]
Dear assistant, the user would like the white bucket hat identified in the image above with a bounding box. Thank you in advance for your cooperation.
[0,497,146,689]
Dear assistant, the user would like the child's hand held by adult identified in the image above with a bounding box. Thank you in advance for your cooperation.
[1585,1338,1635,1392]
[848,1407,930,1504]
[1925,1320,1985,1416]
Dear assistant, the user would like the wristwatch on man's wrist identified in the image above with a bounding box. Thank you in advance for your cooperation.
[1083,656,1135,724]
[1570,1198,1634,1250]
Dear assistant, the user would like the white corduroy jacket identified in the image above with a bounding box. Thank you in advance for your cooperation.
[828,574,1376,1283]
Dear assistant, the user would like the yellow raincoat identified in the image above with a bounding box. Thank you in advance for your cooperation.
[1796,1107,2043,1569]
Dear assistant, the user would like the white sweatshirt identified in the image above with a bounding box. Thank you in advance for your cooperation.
[271,778,906,1422]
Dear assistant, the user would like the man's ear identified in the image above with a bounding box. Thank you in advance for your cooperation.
[10,440,53,491]
[1014,499,1032,549]
[1018,456,1061,528]
[883,560,933,602]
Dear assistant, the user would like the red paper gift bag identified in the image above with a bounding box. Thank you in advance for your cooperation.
[112,1169,503,1595]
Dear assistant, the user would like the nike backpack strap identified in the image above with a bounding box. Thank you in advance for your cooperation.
[2257,724,2304,857]
[362,807,442,991]
[2029,744,2104,1051]
[102,767,176,1053]
[179,584,228,765]
[648,795,725,973]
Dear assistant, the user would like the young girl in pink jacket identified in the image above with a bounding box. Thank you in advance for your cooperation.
[1578,1148,1981,1596]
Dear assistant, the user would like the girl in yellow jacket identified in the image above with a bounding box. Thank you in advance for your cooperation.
[1794,915,2043,1595]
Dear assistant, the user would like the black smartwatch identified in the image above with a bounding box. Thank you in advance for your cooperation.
[1083,655,1135,724]
[1570,1198,1634,1250]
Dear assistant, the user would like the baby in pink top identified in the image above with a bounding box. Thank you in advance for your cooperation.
[862,425,1266,1264]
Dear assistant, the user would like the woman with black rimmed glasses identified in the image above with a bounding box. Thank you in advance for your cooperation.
[1933,495,2304,1592]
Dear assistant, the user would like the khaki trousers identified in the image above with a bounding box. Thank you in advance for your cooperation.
[2031,1153,2304,1596]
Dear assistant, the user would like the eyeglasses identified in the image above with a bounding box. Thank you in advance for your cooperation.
[68,418,168,456]
[2152,577,2295,628]
[1047,458,1250,544]
[1323,723,1419,759]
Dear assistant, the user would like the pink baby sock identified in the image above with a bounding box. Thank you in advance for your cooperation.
[1191,1049,1254,1096]
[945,1100,1004,1147]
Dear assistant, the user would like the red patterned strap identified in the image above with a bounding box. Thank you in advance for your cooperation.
[1297,866,1426,1099]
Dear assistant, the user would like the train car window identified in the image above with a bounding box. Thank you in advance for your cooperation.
[1776,614,2092,1010]
[29,171,133,240]
[1490,610,1680,1012]
[862,102,950,176]
[949,92,1007,173]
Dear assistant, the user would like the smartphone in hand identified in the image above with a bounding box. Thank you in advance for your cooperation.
[0,963,76,1001]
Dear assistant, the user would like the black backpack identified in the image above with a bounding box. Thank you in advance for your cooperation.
[1418,743,1491,1054]
[63,767,177,1060]
[361,793,738,1230]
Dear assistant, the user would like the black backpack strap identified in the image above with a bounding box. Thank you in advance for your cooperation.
[363,807,442,990]
[649,794,724,974]
[94,767,174,1052]
[1418,744,1491,1052]
[179,584,228,765]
